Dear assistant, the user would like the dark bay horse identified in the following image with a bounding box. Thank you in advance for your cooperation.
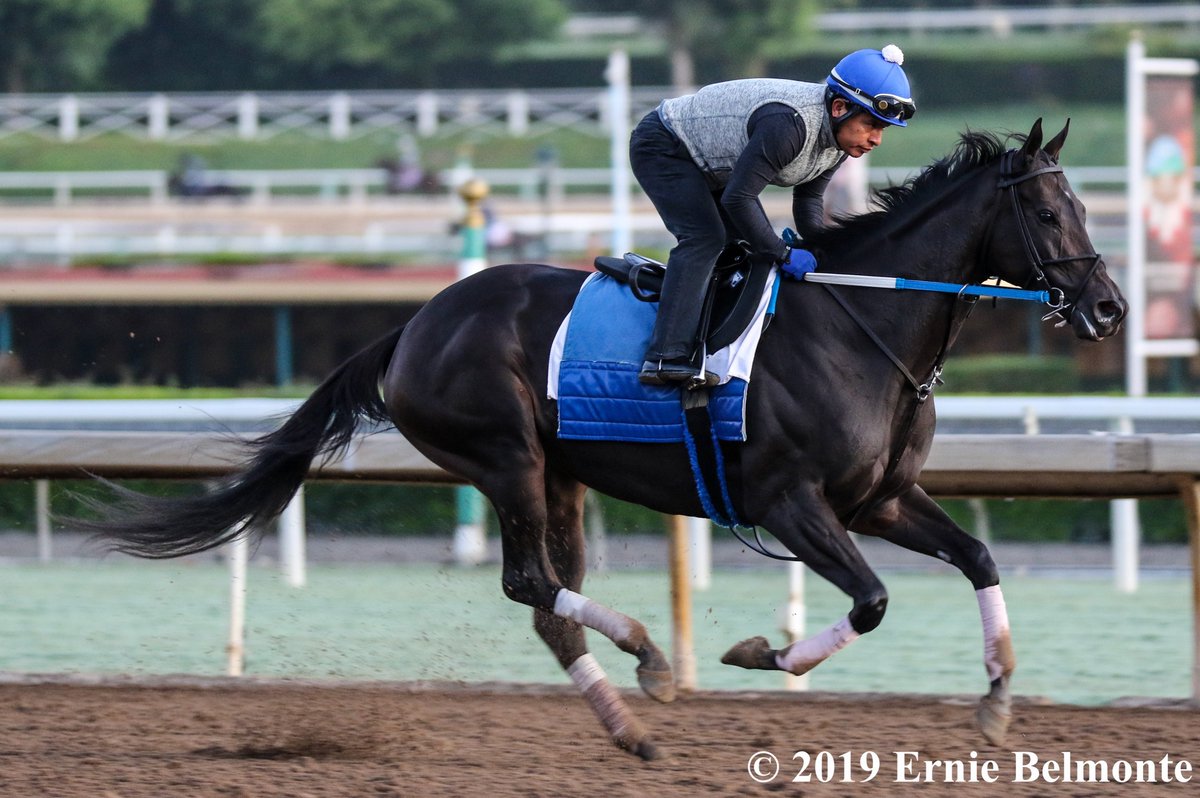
[85,120,1126,759]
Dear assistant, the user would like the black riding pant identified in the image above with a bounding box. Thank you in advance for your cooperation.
[629,110,732,362]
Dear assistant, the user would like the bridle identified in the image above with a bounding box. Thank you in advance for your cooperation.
[990,149,1105,328]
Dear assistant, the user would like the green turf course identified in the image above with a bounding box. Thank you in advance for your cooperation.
[0,561,1188,706]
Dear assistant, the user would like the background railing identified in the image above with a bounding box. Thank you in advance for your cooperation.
[0,164,1190,262]
[0,89,671,143]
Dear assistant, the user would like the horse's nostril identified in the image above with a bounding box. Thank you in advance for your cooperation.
[1096,299,1126,323]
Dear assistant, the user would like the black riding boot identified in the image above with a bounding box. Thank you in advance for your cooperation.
[639,258,719,388]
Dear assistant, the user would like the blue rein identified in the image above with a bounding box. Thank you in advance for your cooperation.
[799,271,1062,306]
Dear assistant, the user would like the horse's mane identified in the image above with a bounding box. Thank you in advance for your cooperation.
[805,130,1011,253]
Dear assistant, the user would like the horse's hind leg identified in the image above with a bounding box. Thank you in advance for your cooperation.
[857,486,1015,746]
[485,460,674,702]
[531,475,664,760]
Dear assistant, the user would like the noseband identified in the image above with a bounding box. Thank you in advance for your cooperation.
[992,149,1104,326]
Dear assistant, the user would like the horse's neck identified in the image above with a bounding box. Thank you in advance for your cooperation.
[817,176,997,374]
[831,177,996,285]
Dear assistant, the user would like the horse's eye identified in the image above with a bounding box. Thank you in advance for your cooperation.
[1037,210,1057,225]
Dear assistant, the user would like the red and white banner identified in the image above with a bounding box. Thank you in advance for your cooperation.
[1142,75,1195,340]
[1125,39,1198,395]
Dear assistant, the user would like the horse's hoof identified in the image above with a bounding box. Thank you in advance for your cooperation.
[636,666,676,703]
[612,721,661,760]
[630,738,663,761]
[976,695,1012,746]
[635,642,675,702]
[721,636,778,671]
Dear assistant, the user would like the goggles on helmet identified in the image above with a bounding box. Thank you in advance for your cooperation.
[829,72,916,122]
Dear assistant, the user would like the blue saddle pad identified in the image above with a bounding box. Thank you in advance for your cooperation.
[556,273,748,443]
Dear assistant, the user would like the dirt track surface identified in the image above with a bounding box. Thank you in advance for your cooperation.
[1,678,1197,797]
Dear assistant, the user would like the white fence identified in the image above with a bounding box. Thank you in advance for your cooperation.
[0,166,616,205]
[0,89,670,143]
[0,164,1191,262]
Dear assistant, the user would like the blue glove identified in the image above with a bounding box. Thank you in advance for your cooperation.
[781,246,817,279]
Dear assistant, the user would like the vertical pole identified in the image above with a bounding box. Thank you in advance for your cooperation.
[0,306,12,355]
[274,305,293,387]
[606,50,633,256]
[278,486,306,588]
[506,91,530,136]
[1125,35,1148,398]
[148,94,169,141]
[416,92,439,137]
[453,178,490,566]
[330,93,351,140]
[227,535,248,676]
[59,95,78,142]
[687,516,711,590]
[1112,418,1141,593]
[237,93,259,140]
[1177,477,1200,704]
[668,514,698,692]
[34,480,51,563]
[584,491,608,573]
[783,562,808,691]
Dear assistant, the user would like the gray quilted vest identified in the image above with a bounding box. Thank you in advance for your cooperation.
[658,79,841,187]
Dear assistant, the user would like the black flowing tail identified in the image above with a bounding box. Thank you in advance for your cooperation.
[81,326,406,559]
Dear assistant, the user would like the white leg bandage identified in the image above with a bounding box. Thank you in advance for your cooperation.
[554,589,633,643]
[976,585,1014,682]
[567,653,637,743]
[775,616,860,675]
[567,652,607,693]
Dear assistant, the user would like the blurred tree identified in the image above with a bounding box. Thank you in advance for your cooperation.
[256,0,568,85]
[108,0,567,90]
[0,0,151,92]
[105,0,271,91]
[568,0,815,92]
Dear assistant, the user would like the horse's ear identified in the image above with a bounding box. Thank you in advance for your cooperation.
[1043,119,1070,163]
[1019,118,1044,165]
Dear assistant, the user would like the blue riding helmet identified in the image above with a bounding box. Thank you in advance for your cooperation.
[827,45,915,127]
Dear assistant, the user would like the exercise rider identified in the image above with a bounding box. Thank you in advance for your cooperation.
[632,45,916,388]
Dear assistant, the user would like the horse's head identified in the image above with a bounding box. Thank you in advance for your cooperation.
[984,119,1128,341]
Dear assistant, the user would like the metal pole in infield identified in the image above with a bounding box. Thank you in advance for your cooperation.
[227,534,248,676]
[783,562,808,691]
[1177,477,1200,703]
[453,178,490,567]
[606,49,632,257]
[278,486,306,588]
[668,514,698,691]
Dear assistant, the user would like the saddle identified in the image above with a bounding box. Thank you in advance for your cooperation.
[593,241,774,355]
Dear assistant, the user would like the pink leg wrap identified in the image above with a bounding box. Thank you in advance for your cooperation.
[976,585,1015,682]
[774,616,860,675]
[554,588,633,643]
[567,654,643,747]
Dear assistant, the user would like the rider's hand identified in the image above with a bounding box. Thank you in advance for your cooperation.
[781,247,817,280]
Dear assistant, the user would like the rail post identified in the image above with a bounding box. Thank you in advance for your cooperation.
[1177,476,1200,703]
[453,177,490,566]
[668,514,698,692]
[782,562,809,691]
[226,534,248,676]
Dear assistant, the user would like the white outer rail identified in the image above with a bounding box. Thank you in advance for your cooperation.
[0,396,1195,428]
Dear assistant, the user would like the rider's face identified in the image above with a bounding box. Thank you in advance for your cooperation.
[832,99,888,158]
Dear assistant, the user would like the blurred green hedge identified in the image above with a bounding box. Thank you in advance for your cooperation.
[11,478,1189,545]
[943,354,1080,394]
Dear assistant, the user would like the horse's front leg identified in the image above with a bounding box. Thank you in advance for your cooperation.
[857,485,1016,746]
[721,492,887,677]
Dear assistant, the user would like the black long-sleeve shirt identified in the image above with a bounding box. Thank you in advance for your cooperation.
[720,102,841,262]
